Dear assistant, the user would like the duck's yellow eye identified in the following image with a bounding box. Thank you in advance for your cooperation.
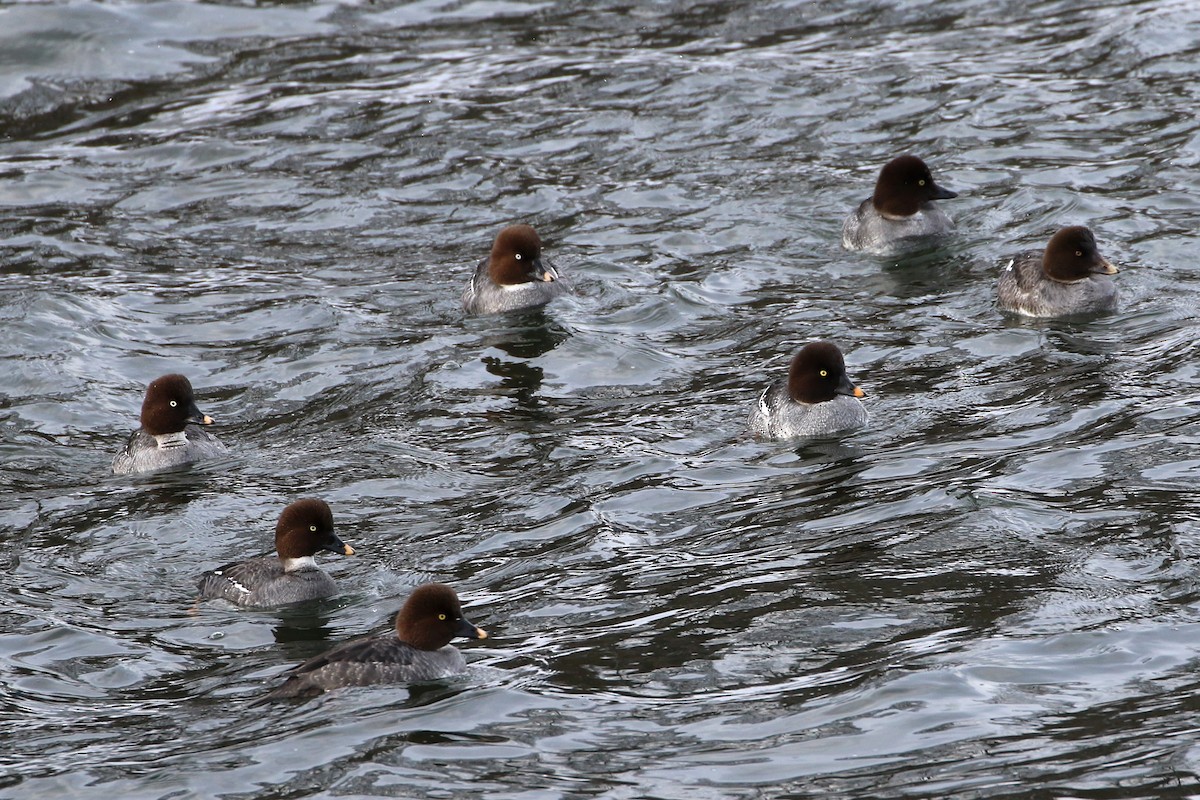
[438,613,447,621]
[169,400,178,407]
[819,369,828,377]
[918,179,926,186]
[514,253,522,260]
[1075,250,1082,257]
[310,525,317,532]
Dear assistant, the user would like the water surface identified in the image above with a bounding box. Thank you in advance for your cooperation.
[4,1,1200,797]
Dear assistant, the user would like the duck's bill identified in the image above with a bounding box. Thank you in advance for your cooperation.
[188,402,215,426]
[533,258,558,282]
[324,535,356,556]
[837,373,867,399]
[931,184,958,200]
[456,617,487,640]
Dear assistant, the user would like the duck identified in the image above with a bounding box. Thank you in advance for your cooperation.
[749,341,868,439]
[197,499,355,608]
[462,224,568,315]
[998,225,1119,317]
[841,155,958,255]
[264,583,487,699]
[111,373,228,475]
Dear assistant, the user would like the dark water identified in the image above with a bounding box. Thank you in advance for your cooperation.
[4,0,1200,796]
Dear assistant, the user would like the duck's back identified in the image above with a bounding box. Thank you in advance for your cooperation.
[842,200,955,255]
[750,380,868,439]
[112,424,227,475]
[266,636,466,699]
[462,258,567,315]
[748,380,791,436]
[198,556,335,608]
[461,258,491,313]
[998,251,1118,317]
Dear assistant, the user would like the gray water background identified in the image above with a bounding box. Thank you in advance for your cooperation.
[4,0,1200,797]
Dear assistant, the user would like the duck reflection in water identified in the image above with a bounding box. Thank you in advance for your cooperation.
[473,309,570,414]
[480,308,570,360]
[270,608,342,657]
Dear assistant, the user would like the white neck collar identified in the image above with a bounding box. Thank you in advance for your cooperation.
[282,555,318,573]
[154,431,189,449]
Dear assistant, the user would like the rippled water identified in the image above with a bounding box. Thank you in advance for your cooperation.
[5,0,1200,796]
